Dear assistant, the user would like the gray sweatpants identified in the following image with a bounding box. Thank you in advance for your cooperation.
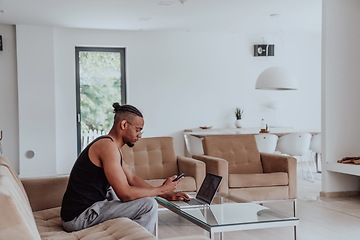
[62,189,158,233]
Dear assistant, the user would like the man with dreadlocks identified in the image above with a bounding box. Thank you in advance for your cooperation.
[61,102,189,233]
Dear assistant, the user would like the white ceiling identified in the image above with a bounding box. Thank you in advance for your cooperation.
[0,0,321,33]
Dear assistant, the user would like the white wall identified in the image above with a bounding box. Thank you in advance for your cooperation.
[0,24,18,171]
[322,0,360,193]
[13,24,321,176]
[51,28,321,174]
[16,25,57,177]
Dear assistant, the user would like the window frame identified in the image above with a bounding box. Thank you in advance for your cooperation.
[75,47,127,154]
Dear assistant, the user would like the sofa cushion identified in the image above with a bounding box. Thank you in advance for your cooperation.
[228,172,289,188]
[203,135,263,174]
[22,175,69,212]
[146,176,196,192]
[122,137,179,179]
[34,207,156,240]
[0,154,31,207]
[0,165,41,240]
[229,186,289,201]
[33,207,64,239]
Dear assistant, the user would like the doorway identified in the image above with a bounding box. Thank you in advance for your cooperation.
[75,47,126,154]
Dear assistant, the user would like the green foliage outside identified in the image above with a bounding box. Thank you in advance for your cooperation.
[79,51,122,133]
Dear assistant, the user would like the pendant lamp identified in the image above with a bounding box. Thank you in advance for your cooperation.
[255,66,298,90]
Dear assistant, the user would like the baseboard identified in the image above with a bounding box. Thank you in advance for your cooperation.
[320,191,360,198]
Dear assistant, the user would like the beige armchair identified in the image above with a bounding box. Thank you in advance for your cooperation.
[192,134,297,202]
[121,136,206,193]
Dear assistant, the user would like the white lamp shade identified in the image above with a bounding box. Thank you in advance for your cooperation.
[255,66,298,90]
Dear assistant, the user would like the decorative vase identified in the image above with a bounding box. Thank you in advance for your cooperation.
[235,119,243,128]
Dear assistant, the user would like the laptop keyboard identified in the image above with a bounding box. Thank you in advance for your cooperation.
[186,198,206,206]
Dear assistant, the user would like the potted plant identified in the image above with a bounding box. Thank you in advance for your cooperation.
[234,107,244,128]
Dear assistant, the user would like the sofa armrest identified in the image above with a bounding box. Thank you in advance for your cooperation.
[21,175,69,212]
[177,156,206,191]
[192,154,229,193]
[260,153,297,199]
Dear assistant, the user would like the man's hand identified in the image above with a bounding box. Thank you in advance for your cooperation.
[159,175,190,201]
[160,175,181,193]
[160,192,190,201]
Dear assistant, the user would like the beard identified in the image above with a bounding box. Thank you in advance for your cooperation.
[126,142,135,148]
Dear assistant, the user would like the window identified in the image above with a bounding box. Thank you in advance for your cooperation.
[75,47,126,153]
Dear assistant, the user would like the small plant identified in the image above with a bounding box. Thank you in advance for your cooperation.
[234,107,244,120]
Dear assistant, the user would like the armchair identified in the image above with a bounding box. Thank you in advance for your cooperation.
[192,134,297,201]
[121,136,206,193]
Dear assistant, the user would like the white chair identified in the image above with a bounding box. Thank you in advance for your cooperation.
[184,134,204,157]
[310,133,321,173]
[254,133,279,154]
[276,132,313,181]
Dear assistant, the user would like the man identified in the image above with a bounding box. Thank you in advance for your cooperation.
[61,103,189,233]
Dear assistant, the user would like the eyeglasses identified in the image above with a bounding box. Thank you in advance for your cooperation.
[126,121,143,135]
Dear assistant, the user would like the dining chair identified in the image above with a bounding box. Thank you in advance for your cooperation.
[254,133,279,154]
[310,133,321,173]
[184,134,204,157]
[276,132,313,182]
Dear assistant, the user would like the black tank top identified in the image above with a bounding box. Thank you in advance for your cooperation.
[60,136,121,222]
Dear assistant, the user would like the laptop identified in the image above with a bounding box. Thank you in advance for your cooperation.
[170,173,222,209]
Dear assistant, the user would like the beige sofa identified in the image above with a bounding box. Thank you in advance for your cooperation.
[0,154,209,240]
[121,136,206,193]
[193,135,297,201]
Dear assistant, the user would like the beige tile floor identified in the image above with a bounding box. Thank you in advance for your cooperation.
[158,169,360,240]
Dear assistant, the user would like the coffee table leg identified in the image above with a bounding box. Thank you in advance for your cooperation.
[293,200,297,217]
[209,231,224,240]
[294,225,297,240]
[155,217,158,238]
[209,230,215,240]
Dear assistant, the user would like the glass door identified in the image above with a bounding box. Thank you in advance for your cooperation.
[75,47,126,153]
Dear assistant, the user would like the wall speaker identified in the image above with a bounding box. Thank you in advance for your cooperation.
[254,44,274,56]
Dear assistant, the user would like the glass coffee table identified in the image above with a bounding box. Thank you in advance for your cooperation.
[155,193,299,240]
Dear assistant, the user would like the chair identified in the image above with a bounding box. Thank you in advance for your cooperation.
[192,134,297,202]
[254,133,279,154]
[184,134,204,157]
[276,132,313,181]
[121,136,206,193]
[310,133,321,173]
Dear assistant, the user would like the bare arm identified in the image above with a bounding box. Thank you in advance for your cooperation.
[122,161,190,201]
[90,139,179,202]
[122,163,154,188]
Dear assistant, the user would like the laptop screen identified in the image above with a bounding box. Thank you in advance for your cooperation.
[196,173,222,204]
